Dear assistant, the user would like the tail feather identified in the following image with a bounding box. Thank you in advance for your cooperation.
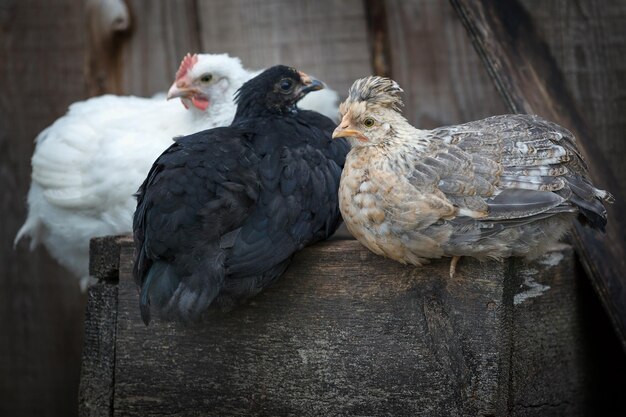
[139,255,226,324]
[14,217,41,250]
[140,261,178,325]
[571,195,608,231]
[566,174,612,232]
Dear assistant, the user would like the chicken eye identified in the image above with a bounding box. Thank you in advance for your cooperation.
[200,74,213,83]
[363,118,375,128]
[279,78,294,91]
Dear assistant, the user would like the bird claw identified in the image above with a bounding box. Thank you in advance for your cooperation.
[449,256,461,278]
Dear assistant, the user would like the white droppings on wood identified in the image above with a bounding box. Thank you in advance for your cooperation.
[514,268,551,305]
[538,251,564,268]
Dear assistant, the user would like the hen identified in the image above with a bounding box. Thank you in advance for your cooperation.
[133,66,349,324]
[16,53,339,288]
[333,76,613,276]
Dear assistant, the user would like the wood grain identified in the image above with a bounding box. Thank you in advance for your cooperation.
[450,0,626,351]
[112,239,513,416]
[0,1,88,416]
[194,0,373,100]
[518,0,626,200]
[384,0,508,129]
[79,237,611,416]
[120,0,201,96]
[510,251,626,416]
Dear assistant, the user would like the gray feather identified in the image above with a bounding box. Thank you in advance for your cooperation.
[485,189,566,220]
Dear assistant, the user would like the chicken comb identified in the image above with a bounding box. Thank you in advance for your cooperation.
[347,76,404,112]
[175,53,198,81]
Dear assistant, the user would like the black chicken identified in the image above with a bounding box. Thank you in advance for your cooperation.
[133,65,349,324]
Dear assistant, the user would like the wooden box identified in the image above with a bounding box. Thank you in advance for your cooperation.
[79,236,588,416]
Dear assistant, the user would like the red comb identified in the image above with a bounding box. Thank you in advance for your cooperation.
[175,53,198,81]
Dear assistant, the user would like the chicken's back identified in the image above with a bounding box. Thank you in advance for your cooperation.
[16,94,195,285]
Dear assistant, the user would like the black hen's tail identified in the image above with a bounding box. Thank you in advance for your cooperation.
[139,254,226,325]
[139,261,178,325]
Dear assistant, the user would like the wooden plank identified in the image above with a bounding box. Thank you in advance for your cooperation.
[80,236,625,415]
[517,0,626,201]
[78,236,129,417]
[383,0,508,129]
[363,0,393,77]
[112,239,513,416]
[450,0,626,351]
[120,0,201,96]
[117,0,373,109]
[0,1,89,416]
[510,250,626,416]
[194,0,373,99]
[509,248,585,416]
[78,281,119,417]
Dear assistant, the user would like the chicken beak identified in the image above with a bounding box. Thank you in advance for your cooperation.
[332,126,364,140]
[298,71,324,94]
[167,80,196,100]
[332,115,367,141]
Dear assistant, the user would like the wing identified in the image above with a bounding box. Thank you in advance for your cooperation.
[375,115,593,244]
[298,109,351,167]
[16,95,185,274]
[31,95,186,211]
[223,118,345,279]
[431,114,610,229]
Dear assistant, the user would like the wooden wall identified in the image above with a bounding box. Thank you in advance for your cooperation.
[0,0,623,416]
[0,2,88,416]
[519,0,626,200]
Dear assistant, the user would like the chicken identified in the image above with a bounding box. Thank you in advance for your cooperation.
[133,66,349,324]
[15,53,339,288]
[333,76,613,277]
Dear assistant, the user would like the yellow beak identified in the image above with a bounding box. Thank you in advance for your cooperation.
[332,114,368,141]
[332,127,364,139]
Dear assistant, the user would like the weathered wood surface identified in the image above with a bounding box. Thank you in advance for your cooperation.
[115,239,511,416]
[450,0,626,351]
[0,1,89,416]
[79,236,608,416]
[120,0,373,102]
[508,253,585,416]
[78,236,127,417]
[509,252,626,416]
[518,0,626,199]
[385,0,508,129]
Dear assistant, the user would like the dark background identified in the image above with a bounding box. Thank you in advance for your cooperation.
[1,0,625,415]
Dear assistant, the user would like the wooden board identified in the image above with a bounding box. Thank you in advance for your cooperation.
[517,0,626,199]
[79,237,611,416]
[509,252,626,416]
[384,0,508,128]
[0,1,89,416]
[450,0,626,351]
[120,0,373,101]
[114,239,511,416]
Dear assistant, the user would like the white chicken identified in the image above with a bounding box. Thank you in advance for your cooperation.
[16,53,340,288]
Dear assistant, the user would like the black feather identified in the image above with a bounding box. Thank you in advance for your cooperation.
[133,66,348,323]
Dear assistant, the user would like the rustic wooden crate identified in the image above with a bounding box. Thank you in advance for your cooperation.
[79,236,589,416]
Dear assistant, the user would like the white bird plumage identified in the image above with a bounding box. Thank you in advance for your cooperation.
[15,53,340,288]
